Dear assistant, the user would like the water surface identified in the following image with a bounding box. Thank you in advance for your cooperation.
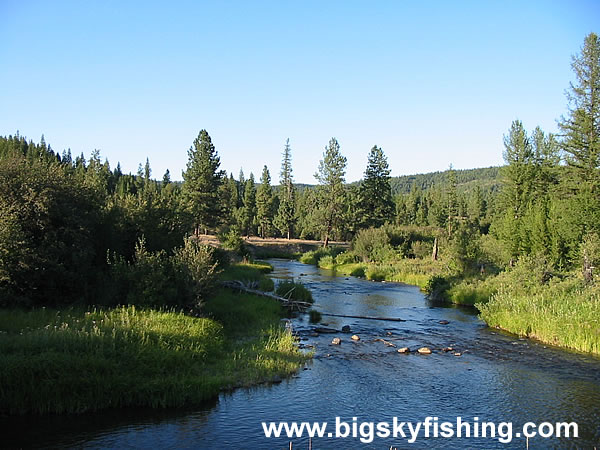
[4,259,600,448]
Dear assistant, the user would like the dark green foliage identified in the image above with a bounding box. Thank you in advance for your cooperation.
[219,229,248,256]
[558,32,600,238]
[358,146,394,228]
[239,174,257,236]
[0,157,100,306]
[274,139,296,239]
[275,279,314,303]
[314,138,347,246]
[308,309,322,323]
[352,227,394,263]
[256,165,275,238]
[106,237,219,309]
[182,130,225,234]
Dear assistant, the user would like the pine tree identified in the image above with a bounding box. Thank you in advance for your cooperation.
[274,139,296,239]
[314,138,347,247]
[182,130,225,235]
[162,169,171,185]
[357,145,394,228]
[256,165,274,238]
[240,173,257,236]
[559,32,600,235]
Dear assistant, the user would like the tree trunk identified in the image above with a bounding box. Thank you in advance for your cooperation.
[432,237,438,261]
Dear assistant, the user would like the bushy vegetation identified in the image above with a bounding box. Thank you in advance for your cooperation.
[106,237,220,310]
[0,294,308,415]
[219,261,275,292]
[478,278,600,353]
[275,279,314,303]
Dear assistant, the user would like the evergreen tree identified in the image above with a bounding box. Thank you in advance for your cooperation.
[314,138,347,247]
[357,145,394,228]
[256,165,274,238]
[182,130,225,235]
[558,32,600,235]
[274,139,296,239]
[219,173,238,226]
[446,165,459,236]
[240,173,257,236]
[162,169,171,185]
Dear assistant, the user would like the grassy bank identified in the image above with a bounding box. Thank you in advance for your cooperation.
[478,279,600,354]
[300,248,447,290]
[0,283,308,415]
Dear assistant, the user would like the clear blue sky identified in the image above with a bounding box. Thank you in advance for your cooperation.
[1,1,598,183]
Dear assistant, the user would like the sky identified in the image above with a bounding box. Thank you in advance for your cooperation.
[1,1,598,184]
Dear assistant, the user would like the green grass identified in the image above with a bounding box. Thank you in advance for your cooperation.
[309,251,447,290]
[478,280,600,354]
[219,261,275,291]
[0,289,309,415]
[275,280,314,303]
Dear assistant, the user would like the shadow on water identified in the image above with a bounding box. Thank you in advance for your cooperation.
[3,258,600,448]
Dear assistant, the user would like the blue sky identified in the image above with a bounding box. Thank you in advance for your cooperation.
[1,1,598,183]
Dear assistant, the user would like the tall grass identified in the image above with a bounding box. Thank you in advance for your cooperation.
[219,261,275,291]
[478,281,600,354]
[0,290,308,415]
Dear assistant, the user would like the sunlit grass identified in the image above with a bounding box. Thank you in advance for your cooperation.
[478,281,600,354]
[0,289,308,415]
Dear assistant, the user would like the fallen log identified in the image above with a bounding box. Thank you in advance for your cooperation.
[319,312,406,322]
[220,280,313,311]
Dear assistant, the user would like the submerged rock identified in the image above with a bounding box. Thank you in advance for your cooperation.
[331,337,342,345]
[438,320,450,325]
[341,325,352,333]
[417,347,432,354]
[442,347,454,352]
[314,327,337,334]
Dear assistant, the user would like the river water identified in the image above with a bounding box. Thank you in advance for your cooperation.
[4,259,600,448]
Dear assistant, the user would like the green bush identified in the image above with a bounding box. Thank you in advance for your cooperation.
[353,227,393,263]
[365,265,389,281]
[335,251,358,265]
[424,275,451,300]
[299,247,344,265]
[318,255,335,269]
[308,309,322,323]
[107,237,219,310]
[275,279,314,303]
[219,229,247,257]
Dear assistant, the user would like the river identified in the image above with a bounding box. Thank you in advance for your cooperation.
[4,259,600,448]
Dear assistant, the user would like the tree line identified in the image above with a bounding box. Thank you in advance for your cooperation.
[0,32,598,307]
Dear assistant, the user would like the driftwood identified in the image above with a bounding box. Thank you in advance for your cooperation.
[220,280,313,311]
[319,312,406,322]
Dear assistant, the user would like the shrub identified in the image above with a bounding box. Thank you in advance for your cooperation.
[353,227,393,263]
[275,279,314,303]
[318,255,335,269]
[335,251,358,265]
[308,309,322,323]
[365,265,389,281]
[106,237,219,310]
[424,275,451,300]
[219,229,247,257]
[410,240,431,259]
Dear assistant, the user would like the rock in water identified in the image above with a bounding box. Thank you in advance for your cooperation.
[417,347,432,354]
[397,347,410,353]
[442,346,453,352]
[438,320,450,325]
[341,325,352,333]
[351,335,360,341]
[331,337,342,345]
